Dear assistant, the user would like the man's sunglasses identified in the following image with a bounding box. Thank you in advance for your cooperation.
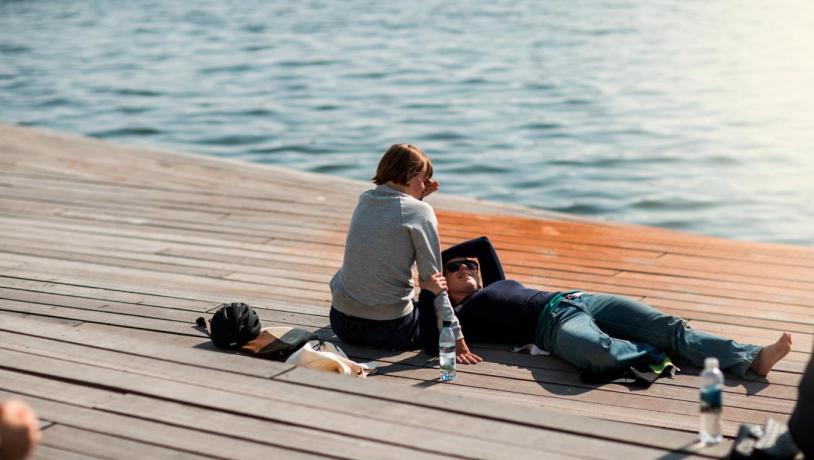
[445,260,479,272]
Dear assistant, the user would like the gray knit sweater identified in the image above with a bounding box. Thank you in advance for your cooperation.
[330,184,463,339]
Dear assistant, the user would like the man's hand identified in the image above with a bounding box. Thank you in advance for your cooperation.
[419,273,447,295]
[0,399,41,460]
[455,338,483,364]
[422,179,440,199]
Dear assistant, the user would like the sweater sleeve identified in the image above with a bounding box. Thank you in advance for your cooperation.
[406,201,464,340]
[442,236,506,287]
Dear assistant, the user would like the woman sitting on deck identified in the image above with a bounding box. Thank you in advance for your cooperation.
[329,144,482,364]
[417,236,792,378]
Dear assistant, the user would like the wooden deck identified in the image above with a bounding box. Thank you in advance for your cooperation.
[1,123,811,459]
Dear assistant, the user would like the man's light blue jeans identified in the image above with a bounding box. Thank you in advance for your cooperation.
[540,293,762,378]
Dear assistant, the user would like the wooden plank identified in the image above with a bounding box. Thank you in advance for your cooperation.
[0,219,345,269]
[0,206,349,252]
[0,244,331,290]
[0,193,352,239]
[374,372,715,436]
[4,226,341,272]
[0,368,118,408]
[0,288,207,322]
[0,330,287,385]
[277,367,732,458]
[0,277,327,318]
[0,169,350,211]
[383,364,793,425]
[0,391,320,460]
[340,344,799,401]
[344,352,796,415]
[0,298,204,336]
[688,320,812,353]
[0,287,329,327]
[358,363,781,433]
[0,350,589,460]
[0,214,270,246]
[510,257,814,296]
[436,229,814,287]
[0,260,331,303]
[0,275,215,311]
[31,443,106,460]
[0,313,292,378]
[0,244,233,279]
[0,160,349,198]
[513,270,814,310]
[618,270,814,299]
[0,270,324,317]
[0,260,20,270]
[39,425,213,460]
[98,394,486,460]
[0,179,350,221]
[441,228,668,260]
[645,300,814,333]
[0,232,333,285]
[436,211,814,263]
[434,344,803,387]
[517,274,814,320]
[0,367,452,460]
[0,127,357,195]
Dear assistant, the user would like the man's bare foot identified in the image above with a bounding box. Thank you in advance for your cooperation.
[750,332,792,376]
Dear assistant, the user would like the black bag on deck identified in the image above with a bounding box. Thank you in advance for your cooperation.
[206,302,262,349]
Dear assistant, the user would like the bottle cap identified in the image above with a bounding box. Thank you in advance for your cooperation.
[704,357,719,370]
[442,321,451,327]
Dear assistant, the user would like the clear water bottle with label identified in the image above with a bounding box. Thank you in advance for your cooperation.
[439,320,456,382]
[699,357,723,444]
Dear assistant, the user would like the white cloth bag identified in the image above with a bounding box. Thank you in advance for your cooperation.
[285,341,375,378]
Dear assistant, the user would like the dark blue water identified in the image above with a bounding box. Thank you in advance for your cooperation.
[2,1,813,245]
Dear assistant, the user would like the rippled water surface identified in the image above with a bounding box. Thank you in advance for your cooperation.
[2,1,814,245]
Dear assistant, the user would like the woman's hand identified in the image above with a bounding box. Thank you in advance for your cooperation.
[419,273,447,296]
[455,338,483,364]
[421,179,440,199]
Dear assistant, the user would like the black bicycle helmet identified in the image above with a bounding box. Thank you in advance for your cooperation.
[209,302,261,349]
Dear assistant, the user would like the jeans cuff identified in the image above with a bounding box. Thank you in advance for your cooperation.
[730,344,764,379]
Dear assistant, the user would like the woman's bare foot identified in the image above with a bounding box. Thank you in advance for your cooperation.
[750,332,793,376]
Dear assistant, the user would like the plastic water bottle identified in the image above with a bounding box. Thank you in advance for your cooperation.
[439,321,456,382]
[699,357,723,444]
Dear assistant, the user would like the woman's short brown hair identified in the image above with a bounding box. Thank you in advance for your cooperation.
[372,144,433,186]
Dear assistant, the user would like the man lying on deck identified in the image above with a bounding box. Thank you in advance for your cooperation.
[417,236,792,379]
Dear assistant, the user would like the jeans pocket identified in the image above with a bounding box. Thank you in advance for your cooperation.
[587,318,612,350]
[544,304,580,350]
[558,298,588,313]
